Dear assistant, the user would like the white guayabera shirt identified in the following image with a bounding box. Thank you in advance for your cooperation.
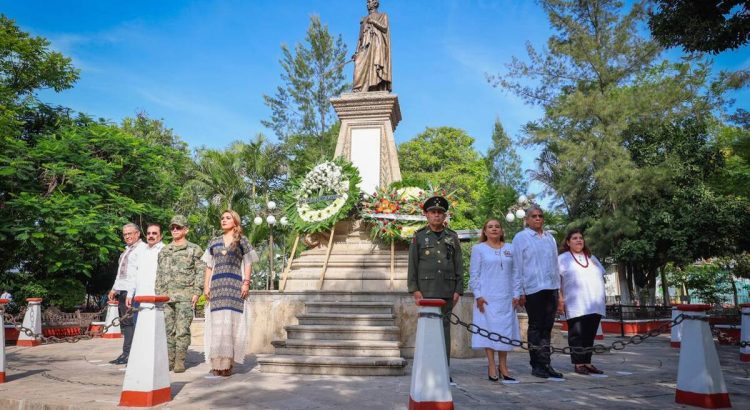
[511,228,560,298]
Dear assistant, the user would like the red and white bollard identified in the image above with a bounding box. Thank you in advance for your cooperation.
[740,303,750,362]
[17,298,42,347]
[671,306,682,348]
[675,304,731,409]
[119,295,171,407]
[409,299,453,410]
[0,298,8,382]
[594,322,604,340]
[103,300,122,339]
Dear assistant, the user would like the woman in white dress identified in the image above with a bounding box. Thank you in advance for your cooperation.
[469,218,521,383]
[558,228,606,375]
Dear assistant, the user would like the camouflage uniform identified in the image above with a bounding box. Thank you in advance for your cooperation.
[155,226,205,372]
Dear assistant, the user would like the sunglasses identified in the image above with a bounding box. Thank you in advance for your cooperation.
[170,226,185,231]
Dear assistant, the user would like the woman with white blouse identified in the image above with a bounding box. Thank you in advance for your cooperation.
[469,219,521,383]
[557,229,606,375]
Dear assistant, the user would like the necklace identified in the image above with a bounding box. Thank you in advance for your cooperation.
[570,251,589,268]
[487,241,504,255]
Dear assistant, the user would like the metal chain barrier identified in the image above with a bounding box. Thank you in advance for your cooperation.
[2,305,153,344]
[447,312,689,355]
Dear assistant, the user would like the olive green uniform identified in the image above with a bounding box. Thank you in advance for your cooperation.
[407,226,464,362]
[154,241,205,369]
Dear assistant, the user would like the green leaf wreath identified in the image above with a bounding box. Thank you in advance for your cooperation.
[284,158,361,233]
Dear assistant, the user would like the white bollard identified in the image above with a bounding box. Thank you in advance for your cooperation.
[119,295,171,407]
[409,299,453,410]
[103,300,122,339]
[741,303,750,363]
[675,304,731,409]
[595,322,604,340]
[0,298,8,383]
[671,306,682,348]
[17,298,42,347]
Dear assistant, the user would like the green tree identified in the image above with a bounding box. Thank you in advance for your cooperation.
[486,118,525,193]
[648,0,750,54]
[185,135,286,247]
[491,0,743,303]
[0,15,79,136]
[262,15,348,177]
[399,127,489,228]
[1,119,192,308]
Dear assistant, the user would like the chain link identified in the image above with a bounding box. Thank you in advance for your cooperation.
[446,312,686,355]
[2,305,154,344]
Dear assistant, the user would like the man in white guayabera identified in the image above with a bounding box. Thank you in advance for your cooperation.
[108,222,146,365]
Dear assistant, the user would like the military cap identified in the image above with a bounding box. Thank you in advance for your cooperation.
[423,196,449,212]
[170,214,188,227]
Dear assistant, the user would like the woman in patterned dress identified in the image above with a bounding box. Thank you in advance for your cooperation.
[202,210,258,376]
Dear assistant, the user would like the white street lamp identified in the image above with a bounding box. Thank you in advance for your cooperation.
[280,216,289,226]
[254,216,263,225]
[267,200,277,210]
[514,209,526,219]
[505,213,515,223]
[266,215,276,225]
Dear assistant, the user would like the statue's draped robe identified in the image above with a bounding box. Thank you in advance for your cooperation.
[353,12,391,92]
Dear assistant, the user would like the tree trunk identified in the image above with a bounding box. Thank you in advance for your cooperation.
[660,267,671,306]
[616,262,630,303]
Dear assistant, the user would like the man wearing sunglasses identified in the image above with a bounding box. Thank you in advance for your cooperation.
[108,223,146,365]
[511,205,563,379]
[155,215,206,373]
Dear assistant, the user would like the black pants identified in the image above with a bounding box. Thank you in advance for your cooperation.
[440,298,455,366]
[524,289,558,369]
[116,291,135,357]
[567,313,601,364]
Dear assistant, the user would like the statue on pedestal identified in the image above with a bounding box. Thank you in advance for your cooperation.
[352,0,392,92]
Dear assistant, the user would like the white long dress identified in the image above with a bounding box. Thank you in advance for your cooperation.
[469,242,520,351]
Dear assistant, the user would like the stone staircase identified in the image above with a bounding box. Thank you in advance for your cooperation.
[258,301,407,376]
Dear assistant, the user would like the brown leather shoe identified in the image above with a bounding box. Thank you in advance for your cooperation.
[574,365,590,375]
[584,364,603,374]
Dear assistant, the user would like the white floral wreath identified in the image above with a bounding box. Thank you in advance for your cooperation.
[296,162,350,223]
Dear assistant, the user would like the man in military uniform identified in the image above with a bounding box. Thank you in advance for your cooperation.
[155,215,206,373]
[407,196,464,369]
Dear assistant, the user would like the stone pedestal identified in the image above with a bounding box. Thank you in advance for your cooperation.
[282,219,409,292]
[331,91,402,194]
[246,291,478,359]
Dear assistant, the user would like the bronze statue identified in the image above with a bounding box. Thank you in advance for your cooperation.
[352,0,391,92]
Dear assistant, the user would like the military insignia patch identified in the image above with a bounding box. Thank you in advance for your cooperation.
[504,250,512,257]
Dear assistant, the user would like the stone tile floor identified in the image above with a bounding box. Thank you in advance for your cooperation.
[0,335,747,409]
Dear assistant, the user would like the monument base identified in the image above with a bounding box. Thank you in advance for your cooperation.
[282,219,409,292]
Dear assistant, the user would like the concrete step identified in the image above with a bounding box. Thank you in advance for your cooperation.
[305,302,393,315]
[272,339,402,357]
[297,313,395,326]
[257,354,407,376]
[285,324,400,341]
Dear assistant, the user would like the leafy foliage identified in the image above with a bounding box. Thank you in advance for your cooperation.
[491,0,749,302]
[649,0,750,54]
[262,15,348,178]
[399,127,489,229]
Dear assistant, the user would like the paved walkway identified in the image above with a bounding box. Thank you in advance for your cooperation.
[0,335,748,409]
